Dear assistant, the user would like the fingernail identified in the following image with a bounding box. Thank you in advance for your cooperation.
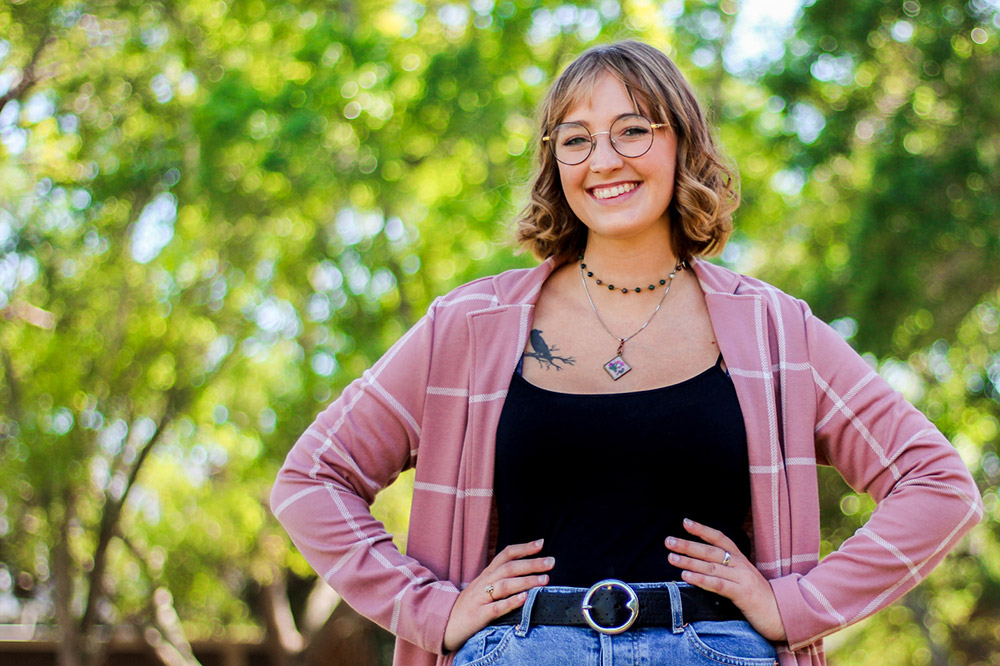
[666,537,677,547]
[534,538,544,547]
[668,553,678,563]
[683,518,693,527]
[538,574,549,584]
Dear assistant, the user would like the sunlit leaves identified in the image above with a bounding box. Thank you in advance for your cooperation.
[760,0,1000,354]
[2,0,998,662]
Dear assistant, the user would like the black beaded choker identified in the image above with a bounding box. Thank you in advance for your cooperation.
[578,253,684,294]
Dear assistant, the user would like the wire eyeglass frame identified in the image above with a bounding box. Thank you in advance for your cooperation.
[542,114,667,166]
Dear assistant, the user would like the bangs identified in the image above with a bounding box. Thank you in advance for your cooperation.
[544,59,667,130]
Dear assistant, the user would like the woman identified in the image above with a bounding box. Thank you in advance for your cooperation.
[270,41,981,666]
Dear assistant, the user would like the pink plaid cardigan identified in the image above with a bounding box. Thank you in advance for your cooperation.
[271,256,981,666]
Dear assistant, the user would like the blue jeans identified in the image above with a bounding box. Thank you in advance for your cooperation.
[452,583,778,666]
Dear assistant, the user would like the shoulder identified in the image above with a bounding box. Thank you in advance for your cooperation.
[430,259,557,317]
[693,259,813,319]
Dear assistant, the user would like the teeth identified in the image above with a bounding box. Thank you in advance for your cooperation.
[593,183,638,200]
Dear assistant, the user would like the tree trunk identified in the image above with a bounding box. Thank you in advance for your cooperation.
[258,572,303,666]
[53,503,83,666]
[146,587,203,666]
[301,602,391,666]
[902,593,949,666]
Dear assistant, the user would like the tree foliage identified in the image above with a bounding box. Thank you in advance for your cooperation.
[0,1,996,665]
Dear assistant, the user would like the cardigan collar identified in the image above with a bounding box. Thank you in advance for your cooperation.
[487,253,744,309]
[691,257,743,296]
[488,253,564,308]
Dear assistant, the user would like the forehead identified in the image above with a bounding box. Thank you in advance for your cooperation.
[557,71,649,124]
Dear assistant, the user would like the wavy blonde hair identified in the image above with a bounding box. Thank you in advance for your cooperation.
[516,41,739,261]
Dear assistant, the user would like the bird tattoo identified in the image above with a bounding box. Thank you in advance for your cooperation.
[524,329,576,371]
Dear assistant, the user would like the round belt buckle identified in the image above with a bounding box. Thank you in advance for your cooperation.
[581,579,639,635]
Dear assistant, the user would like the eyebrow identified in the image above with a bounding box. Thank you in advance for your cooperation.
[560,112,643,127]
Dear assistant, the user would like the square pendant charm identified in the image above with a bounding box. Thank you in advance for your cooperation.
[603,355,632,381]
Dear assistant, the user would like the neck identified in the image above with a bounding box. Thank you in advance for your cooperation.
[581,233,680,284]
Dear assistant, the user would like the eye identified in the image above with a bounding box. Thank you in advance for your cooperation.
[612,115,653,142]
[553,124,591,149]
[619,125,650,138]
[561,135,590,147]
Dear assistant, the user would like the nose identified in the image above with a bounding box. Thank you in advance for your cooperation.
[588,131,623,172]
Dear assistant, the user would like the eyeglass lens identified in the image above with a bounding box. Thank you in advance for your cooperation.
[549,115,655,165]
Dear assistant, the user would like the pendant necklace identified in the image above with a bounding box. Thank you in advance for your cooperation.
[579,258,684,381]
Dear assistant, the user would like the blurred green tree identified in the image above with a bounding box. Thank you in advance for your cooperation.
[757,1,999,664]
[760,0,999,355]
[0,0,996,665]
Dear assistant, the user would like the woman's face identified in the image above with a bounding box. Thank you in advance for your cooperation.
[556,72,677,247]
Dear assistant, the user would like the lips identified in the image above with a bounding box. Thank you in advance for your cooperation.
[590,182,639,200]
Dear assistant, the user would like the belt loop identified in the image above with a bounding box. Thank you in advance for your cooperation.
[667,583,684,634]
[515,586,543,637]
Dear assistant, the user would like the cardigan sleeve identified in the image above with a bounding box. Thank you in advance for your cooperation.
[269,299,461,654]
[770,304,983,651]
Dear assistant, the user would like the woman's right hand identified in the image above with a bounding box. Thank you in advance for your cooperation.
[443,539,554,652]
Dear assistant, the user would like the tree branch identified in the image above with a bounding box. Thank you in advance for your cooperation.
[301,578,340,638]
[79,342,237,640]
[300,600,389,666]
[258,568,303,666]
[0,347,24,428]
[80,392,179,636]
[0,30,56,114]
[1,301,56,329]
[142,625,201,666]
[144,587,203,666]
[120,534,203,666]
[53,491,82,666]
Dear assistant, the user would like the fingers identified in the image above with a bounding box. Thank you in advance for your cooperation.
[443,539,553,651]
[668,551,736,582]
[483,541,554,602]
[444,539,555,650]
[484,589,529,620]
[488,569,550,604]
[476,539,554,605]
[665,519,746,589]
[660,520,788,643]
[681,518,737,551]
[445,583,530,651]
[480,539,553,602]
[494,555,555,580]
[665,536,735,568]
[486,539,545,571]
[665,519,740,567]
[676,568,739,598]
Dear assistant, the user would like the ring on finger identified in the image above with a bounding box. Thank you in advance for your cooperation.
[485,584,496,600]
[721,551,732,567]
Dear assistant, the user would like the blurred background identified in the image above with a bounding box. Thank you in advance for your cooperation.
[0,0,997,664]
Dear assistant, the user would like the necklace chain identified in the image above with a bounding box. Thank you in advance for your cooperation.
[579,258,683,380]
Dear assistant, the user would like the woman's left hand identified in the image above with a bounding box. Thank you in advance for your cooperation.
[665,518,786,642]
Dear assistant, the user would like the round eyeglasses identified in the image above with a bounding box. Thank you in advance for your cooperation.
[542,114,667,166]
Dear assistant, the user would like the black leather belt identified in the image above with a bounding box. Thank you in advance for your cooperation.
[492,579,743,634]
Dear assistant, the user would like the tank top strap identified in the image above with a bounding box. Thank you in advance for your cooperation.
[715,352,729,377]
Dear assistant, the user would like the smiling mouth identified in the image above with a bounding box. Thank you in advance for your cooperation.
[591,182,638,200]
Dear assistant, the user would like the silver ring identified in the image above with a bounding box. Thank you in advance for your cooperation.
[485,584,495,600]
[721,551,732,567]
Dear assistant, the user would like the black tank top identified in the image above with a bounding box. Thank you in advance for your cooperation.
[494,356,751,586]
